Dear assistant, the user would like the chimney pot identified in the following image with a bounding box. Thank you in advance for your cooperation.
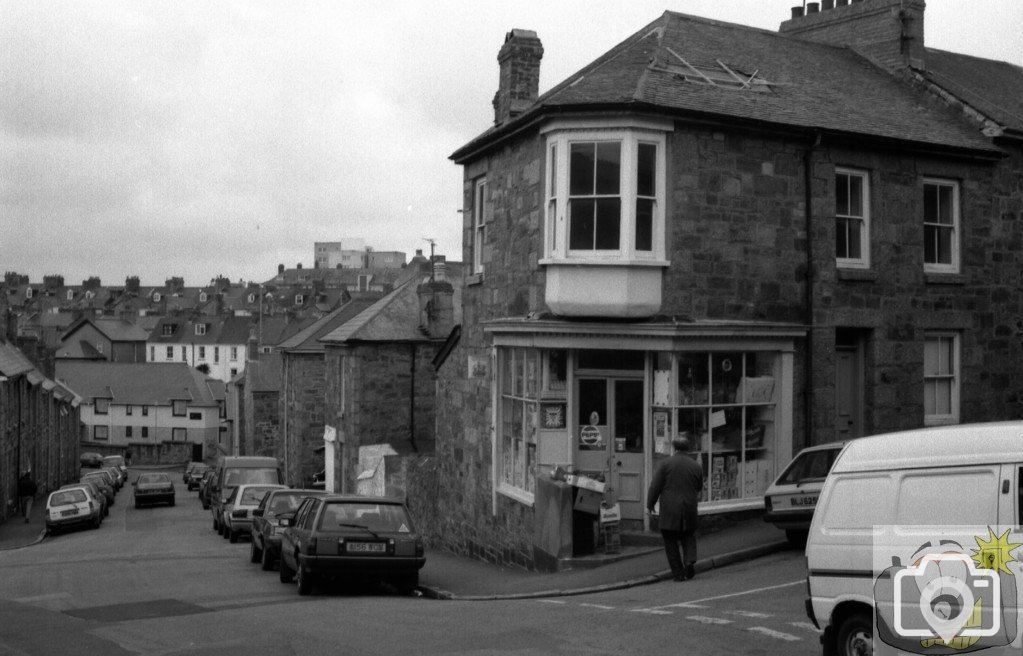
[791,6,804,18]
[806,2,820,14]
[822,0,835,9]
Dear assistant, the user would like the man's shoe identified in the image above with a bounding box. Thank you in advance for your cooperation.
[684,564,696,580]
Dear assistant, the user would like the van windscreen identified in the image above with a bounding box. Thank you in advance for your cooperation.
[223,468,281,488]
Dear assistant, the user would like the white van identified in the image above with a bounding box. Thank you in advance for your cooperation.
[806,421,1023,656]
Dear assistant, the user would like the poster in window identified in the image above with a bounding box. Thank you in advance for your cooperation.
[540,402,566,429]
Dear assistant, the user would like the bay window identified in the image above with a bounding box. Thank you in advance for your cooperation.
[542,119,670,263]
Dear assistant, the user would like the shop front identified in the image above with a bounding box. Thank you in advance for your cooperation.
[486,318,802,557]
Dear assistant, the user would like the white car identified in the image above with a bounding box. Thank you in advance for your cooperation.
[763,441,847,544]
[45,487,103,534]
[221,484,287,543]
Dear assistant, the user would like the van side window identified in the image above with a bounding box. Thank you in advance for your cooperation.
[896,469,998,526]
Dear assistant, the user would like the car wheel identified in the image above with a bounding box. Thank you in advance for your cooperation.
[250,540,262,563]
[279,553,295,583]
[296,564,314,596]
[396,572,419,596]
[261,545,274,571]
[202,499,210,510]
[92,516,101,529]
[836,611,872,656]
[786,529,808,548]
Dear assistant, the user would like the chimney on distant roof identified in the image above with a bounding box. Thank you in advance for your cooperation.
[780,0,925,71]
[493,29,543,126]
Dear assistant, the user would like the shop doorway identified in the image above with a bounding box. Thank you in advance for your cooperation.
[575,377,645,520]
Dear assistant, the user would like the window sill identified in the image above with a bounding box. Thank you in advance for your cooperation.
[924,272,965,285]
[466,273,484,286]
[540,257,670,268]
[924,416,959,427]
[496,483,535,508]
[836,268,878,282]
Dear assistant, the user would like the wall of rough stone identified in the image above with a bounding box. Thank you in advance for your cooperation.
[249,391,281,459]
[279,352,326,489]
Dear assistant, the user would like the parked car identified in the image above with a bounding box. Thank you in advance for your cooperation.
[104,465,125,491]
[80,474,115,509]
[183,462,204,484]
[186,463,209,490]
[210,456,284,536]
[133,473,176,508]
[45,487,102,534]
[103,455,129,479]
[199,470,215,509]
[84,468,118,497]
[61,482,107,518]
[80,452,104,469]
[221,484,287,543]
[278,495,425,596]
[250,489,328,570]
[762,441,847,545]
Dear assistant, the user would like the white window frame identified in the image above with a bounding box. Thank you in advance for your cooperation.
[94,425,109,441]
[165,346,173,359]
[924,331,960,426]
[494,347,541,505]
[541,118,671,266]
[66,290,74,300]
[199,292,208,302]
[153,293,161,302]
[195,324,206,336]
[199,346,206,360]
[471,178,489,276]
[230,347,238,361]
[295,294,304,305]
[835,168,871,269]
[923,178,960,274]
[25,288,33,299]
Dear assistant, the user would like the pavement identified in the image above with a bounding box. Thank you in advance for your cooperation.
[0,471,790,601]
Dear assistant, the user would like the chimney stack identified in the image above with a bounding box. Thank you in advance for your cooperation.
[493,29,543,126]
[780,0,925,71]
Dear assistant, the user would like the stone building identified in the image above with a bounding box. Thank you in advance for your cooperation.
[0,341,81,522]
[435,1,1023,569]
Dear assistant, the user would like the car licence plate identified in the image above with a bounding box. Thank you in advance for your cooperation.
[60,509,78,517]
[346,542,386,553]
[788,494,818,507]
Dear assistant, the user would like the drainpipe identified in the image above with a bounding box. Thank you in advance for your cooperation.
[803,133,821,449]
[409,343,418,453]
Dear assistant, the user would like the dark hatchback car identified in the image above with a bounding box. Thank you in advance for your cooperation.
[199,470,216,508]
[250,489,328,570]
[186,463,209,490]
[134,473,176,508]
[278,495,425,596]
[80,452,104,469]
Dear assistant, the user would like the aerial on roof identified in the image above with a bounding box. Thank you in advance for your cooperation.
[453,10,1008,162]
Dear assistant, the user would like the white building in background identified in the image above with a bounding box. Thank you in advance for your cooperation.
[314,240,406,270]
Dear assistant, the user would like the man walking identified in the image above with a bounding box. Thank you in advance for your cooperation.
[18,471,37,523]
[647,437,704,581]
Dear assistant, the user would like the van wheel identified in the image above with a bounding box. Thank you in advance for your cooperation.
[836,611,872,656]
[786,529,808,547]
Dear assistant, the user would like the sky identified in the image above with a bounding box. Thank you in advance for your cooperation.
[1,1,1020,287]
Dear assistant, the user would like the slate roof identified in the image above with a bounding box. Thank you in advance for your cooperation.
[0,342,36,377]
[277,298,381,353]
[55,340,106,360]
[452,11,1004,161]
[61,318,149,343]
[54,361,220,406]
[921,48,1023,134]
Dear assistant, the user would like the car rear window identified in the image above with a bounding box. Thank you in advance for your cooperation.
[267,493,306,515]
[52,490,87,505]
[240,487,276,504]
[138,474,168,485]
[778,448,840,485]
[319,503,411,532]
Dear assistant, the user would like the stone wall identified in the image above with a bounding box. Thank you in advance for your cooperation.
[323,341,441,493]
[280,352,325,489]
[249,391,281,459]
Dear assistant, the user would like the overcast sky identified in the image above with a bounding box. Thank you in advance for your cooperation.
[1,1,1019,287]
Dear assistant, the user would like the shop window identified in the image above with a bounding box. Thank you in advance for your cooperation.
[653,351,778,504]
[924,332,959,425]
[497,348,541,501]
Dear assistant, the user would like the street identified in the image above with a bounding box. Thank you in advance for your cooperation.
[0,473,817,655]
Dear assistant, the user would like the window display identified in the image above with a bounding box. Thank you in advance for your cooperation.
[652,351,777,504]
[499,348,541,497]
